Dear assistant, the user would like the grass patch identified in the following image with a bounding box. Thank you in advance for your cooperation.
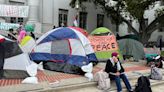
[95,50,123,60]
[161,51,164,56]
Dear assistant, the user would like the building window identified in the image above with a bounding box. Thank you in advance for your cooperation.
[59,9,68,27]
[79,12,87,29]
[10,17,16,23]
[10,17,24,23]
[97,14,104,27]
[18,18,23,23]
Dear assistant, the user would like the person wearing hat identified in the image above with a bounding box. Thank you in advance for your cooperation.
[105,52,133,92]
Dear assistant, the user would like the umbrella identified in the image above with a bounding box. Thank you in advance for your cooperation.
[118,38,145,60]
[91,27,112,35]
[25,24,35,32]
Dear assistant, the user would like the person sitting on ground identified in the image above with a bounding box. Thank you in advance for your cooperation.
[105,52,133,92]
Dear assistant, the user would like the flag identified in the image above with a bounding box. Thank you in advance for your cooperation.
[73,14,78,27]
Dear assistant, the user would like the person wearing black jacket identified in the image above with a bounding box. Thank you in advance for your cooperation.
[105,52,133,92]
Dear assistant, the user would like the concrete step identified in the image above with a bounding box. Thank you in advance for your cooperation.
[1,61,163,92]
[33,73,164,92]
[2,69,161,92]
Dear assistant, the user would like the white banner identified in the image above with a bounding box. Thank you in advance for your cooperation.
[0,4,29,17]
[0,22,19,30]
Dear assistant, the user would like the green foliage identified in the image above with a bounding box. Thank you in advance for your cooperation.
[155,7,164,17]
[70,0,90,8]
[70,0,164,43]
[125,0,156,20]
[161,51,164,56]
[70,0,156,21]
[92,0,126,24]
[155,7,164,26]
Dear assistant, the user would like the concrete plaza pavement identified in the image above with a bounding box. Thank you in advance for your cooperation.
[0,60,164,92]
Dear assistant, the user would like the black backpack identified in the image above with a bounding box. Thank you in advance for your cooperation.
[134,76,152,92]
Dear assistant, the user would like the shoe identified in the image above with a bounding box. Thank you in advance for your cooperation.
[129,89,133,92]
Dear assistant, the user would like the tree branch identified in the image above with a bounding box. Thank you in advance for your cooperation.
[121,17,139,35]
[146,14,164,34]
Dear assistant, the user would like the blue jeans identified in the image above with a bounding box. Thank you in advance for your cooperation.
[114,73,132,92]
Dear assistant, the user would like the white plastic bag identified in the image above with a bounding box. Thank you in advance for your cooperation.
[26,63,38,77]
[37,62,44,70]
[84,72,93,81]
[22,77,38,84]
[162,60,164,69]
[81,63,93,81]
[81,63,93,73]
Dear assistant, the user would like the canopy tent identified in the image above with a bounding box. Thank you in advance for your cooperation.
[30,27,98,75]
[0,35,34,79]
[91,27,112,36]
[68,26,88,37]
[118,38,145,61]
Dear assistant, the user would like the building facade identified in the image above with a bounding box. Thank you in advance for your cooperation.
[0,0,163,42]
[40,0,114,34]
[0,0,114,37]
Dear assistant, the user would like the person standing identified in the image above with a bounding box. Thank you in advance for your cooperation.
[105,52,133,92]
[30,32,35,40]
[157,35,163,51]
[17,23,27,43]
[17,29,26,43]
[159,37,163,51]
[8,29,17,40]
[53,25,56,29]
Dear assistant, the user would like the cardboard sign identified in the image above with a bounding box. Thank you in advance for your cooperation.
[88,35,118,52]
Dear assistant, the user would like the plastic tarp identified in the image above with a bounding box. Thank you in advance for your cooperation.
[0,35,37,79]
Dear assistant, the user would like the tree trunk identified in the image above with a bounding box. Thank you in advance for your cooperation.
[116,23,119,32]
[140,32,151,45]
[138,18,148,44]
